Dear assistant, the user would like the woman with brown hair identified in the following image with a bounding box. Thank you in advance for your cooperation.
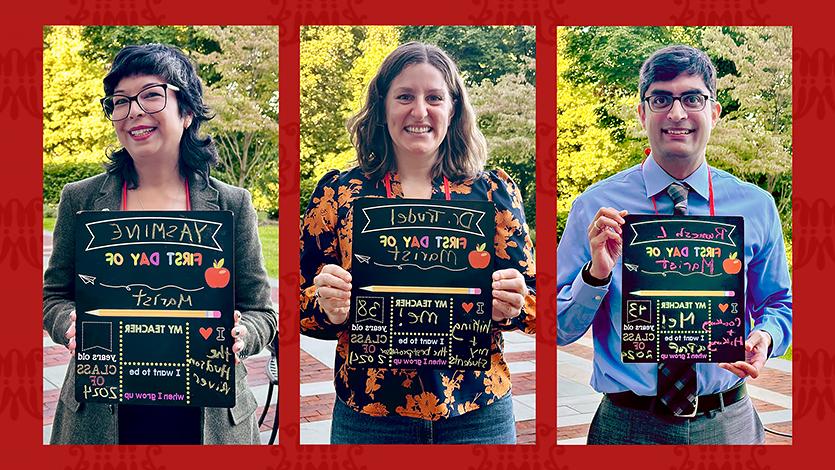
[300,41,535,444]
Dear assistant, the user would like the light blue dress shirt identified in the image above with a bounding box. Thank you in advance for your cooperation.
[557,155,792,395]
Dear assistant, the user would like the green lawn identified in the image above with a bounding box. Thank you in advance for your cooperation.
[44,217,279,280]
[258,223,278,279]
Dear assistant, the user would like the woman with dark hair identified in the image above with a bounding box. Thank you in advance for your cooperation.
[43,43,276,444]
[300,41,536,444]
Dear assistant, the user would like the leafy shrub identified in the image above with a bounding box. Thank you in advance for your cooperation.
[43,161,105,204]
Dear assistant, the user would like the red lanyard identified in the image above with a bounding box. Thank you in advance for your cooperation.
[642,159,715,216]
[383,172,451,201]
[122,179,191,210]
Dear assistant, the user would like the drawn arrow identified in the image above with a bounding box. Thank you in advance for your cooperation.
[78,274,96,285]
[624,263,638,272]
[354,254,371,264]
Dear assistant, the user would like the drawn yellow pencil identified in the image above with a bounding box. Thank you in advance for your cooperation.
[360,285,482,295]
[86,309,222,318]
[629,290,735,297]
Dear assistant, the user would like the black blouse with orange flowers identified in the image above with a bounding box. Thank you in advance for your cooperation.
[300,167,535,420]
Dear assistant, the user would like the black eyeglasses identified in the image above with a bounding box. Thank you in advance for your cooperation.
[101,83,180,121]
[642,93,715,113]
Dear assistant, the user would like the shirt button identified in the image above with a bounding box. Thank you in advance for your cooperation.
[594,295,602,301]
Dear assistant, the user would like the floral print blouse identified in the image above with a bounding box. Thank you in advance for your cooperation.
[300,167,536,420]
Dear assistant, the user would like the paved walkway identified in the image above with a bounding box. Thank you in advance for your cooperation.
[42,231,279,444]
[300,332,537,444]
[557,332,793,444]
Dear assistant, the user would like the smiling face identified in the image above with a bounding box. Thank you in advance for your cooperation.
[112,74,189,166]
[384,62,455,167]
[638,73,721,176]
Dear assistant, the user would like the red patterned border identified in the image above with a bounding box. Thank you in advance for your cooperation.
[0,0,828,468]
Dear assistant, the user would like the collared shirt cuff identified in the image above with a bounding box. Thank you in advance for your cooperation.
[571,263,610,310]
[754,323,782,358]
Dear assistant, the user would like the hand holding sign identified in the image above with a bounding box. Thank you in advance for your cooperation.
[718,330,772,378]
[65,309,77,353]
[588,208,628,280]
[231,310,248,364]
[313,264,352,325]
[491,269,526,322]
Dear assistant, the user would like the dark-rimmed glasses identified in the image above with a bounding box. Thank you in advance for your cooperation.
[101,83,180,121]
[642,93,715,113]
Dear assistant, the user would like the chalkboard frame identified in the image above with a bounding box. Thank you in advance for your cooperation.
[621,214,746,364]
[73,210,236,407]
[348,198,496,370]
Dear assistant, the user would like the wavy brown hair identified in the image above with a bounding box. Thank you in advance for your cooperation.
[347,41,488,182]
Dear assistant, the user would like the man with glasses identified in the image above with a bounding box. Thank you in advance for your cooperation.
[557,45,792,444]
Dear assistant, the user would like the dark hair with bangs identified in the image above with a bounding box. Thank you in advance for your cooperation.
[639,45,718,100]
[103,43,217,189]
[347,41,487,182]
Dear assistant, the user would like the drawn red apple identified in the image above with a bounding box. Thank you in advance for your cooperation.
[205,258,231,288]
[722,252,742,275]
[468,243,491,269]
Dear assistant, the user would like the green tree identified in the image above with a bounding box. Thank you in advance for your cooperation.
[400,26,535,86]
[312,26,400,179]
[557,28,636,236]
[470,73,537,229]
[79,26,218,69]
[701,26,792,235]
[299,26,398,212]
[43,26,115,164]
[194,26,279,216]
[300,26,364,174]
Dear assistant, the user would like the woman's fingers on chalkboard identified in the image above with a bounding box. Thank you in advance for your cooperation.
[314,265,353,323]
[65,318,76,338]
[232,310,248,364]
[317,286,351,300]
[492,269,526,293]
[492,298,522,321]
[492,289,524,308]
[324,306,350,325]
[491,270,525,320]
[314,271,353,293]
[65,309,77,352]
[319,264,352,283]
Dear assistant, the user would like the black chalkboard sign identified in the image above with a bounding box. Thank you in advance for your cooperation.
[74,211,235,407]
[621,215,745,363]
[348,198,495,370]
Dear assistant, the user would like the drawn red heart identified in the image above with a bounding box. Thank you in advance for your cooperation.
[718,303,729,313]
[199,327,213,340]
[462,302,474,313]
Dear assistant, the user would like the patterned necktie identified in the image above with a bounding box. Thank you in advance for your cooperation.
[657,182,698,415]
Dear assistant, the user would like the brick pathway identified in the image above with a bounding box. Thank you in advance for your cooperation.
[42,231,279,444]
[557,332,792,444]
[299,331,537,444]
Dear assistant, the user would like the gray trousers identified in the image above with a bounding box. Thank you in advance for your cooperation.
[587,394,765,445]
